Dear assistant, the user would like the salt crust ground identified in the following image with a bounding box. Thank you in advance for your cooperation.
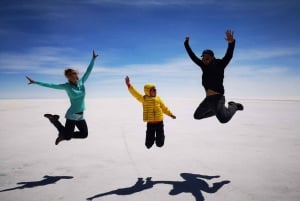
[0,98,299,201]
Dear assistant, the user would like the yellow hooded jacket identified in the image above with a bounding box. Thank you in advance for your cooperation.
[128,83,174,122]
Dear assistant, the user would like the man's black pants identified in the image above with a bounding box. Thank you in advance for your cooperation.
[194,94,238,124]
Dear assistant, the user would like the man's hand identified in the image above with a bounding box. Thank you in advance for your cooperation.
[26,76,35,85]
[225,30,235,43]
[125,76,131,87]
[185,36,190,42]
[93,50,99,59]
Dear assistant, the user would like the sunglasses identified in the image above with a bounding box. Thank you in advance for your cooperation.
[66,72,78,76]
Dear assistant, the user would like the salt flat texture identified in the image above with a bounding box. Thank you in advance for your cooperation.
[0,98,299,201]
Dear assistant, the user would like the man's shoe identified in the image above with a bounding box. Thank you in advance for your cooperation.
[228,101,244,111]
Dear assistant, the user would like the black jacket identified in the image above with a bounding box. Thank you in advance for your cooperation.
[184,40,235,95]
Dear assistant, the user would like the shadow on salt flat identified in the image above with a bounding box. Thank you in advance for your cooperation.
[0,175,73,192]
[87,173,230,201]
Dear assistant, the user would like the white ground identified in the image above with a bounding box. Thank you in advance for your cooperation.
[0,98,299,201]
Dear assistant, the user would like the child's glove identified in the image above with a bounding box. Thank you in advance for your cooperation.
[125,76,131,88]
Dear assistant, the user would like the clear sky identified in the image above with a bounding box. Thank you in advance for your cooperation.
[0,0,300,99]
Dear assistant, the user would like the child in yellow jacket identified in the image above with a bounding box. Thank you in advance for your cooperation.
[125,76,176,149]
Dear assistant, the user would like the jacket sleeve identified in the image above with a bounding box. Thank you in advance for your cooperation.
[128,84,144,103]
[34,81,66,90]
[159,97,174,117]
[184,40,204,69]
[81,57,96,83]
[221,40,235,68]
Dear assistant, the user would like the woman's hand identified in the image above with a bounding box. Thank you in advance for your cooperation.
[93,50,99,59]
[26,76,35,85]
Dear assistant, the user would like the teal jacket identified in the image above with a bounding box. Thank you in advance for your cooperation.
[35,58,95,120]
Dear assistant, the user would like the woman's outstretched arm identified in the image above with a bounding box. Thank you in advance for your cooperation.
[26,76,66,90]
[81,50,99,83]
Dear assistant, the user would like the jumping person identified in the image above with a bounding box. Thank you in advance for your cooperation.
[125,76,176,149]
[184,30,243,123]
[26,50,98,145]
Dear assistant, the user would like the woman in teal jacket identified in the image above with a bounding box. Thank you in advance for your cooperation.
[26,50,98,145]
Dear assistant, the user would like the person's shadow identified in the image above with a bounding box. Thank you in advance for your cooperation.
[155,173,230,201]
[87,173,230,201]
[87,177,154,200]
[0,175,74,192]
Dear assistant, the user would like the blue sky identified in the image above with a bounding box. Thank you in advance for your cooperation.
[0,0,300,99]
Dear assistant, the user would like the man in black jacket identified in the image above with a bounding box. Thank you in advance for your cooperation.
[184,30,243,123]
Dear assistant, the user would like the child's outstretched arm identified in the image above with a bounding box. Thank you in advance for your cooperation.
[159,98,176,119]
[125,76,144,103]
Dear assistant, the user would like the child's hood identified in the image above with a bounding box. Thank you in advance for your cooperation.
[144,83,155,96]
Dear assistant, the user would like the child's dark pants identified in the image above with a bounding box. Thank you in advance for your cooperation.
[145,121,165,149]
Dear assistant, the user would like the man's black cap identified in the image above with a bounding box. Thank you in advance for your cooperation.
[201,49,214,57]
